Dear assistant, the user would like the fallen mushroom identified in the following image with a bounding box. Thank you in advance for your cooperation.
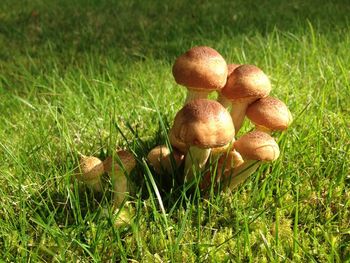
[218,64,271,133]
[103,150,136,206]
[74,155,105,192]
[224,130,280,189]
[246,96,293,133]
[168,99,235,182]
[172,46,228,103]
[147,145,184,174]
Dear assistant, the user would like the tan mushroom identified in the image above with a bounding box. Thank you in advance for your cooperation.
[104,150,136,206]
[224,131,280,189]
[168,99,235,182]
[246,96,293,133]
[74,155,104,192]
[218,64,271,133]
[172,46,228,103]
[147,145,184,174]
[200,148,244,190]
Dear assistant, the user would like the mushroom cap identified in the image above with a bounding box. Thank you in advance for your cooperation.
[104,150,136,173]
[169,99,235,151]
[75,156,104,181]
[172,46,228,91]
[234,131,280,161]
[147,145,184,173]
[221,64,271,102]
[246,96,293,131]
[227,63,241,75]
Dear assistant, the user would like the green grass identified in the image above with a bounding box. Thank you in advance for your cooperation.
[1,0,350,261]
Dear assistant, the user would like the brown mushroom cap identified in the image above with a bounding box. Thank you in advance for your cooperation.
[75,156,104,181]
[227,63,241,75]
[104,150,136,173]
[169,99,235,151]
[246,97,292,131]
[234,131,280,161]
[221,64,271,102]
[147,145,184,173]
[172,46,228,91]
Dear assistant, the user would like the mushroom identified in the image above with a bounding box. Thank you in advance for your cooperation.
[168,99,235,182]
[224,131,280,189]
[74,155,104,192]
[172,46,228,103]
[246,96,293,133]
[217,63,241,108]
[147,145,184,174]
[103,150,136,206]
[218,64,272,133]
[200,148,244,190]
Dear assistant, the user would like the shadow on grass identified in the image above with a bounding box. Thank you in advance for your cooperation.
[1,0,349,62]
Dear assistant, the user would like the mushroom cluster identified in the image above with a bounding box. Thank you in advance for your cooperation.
[73,46,292,216]
[148,46,292,191]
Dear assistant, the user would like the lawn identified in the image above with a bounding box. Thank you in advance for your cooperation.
[0,0,349,262]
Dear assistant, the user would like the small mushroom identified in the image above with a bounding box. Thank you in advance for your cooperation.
[172,46,228,103]
[246,96,293,133]
[200,148,244,190]
[74,155,105,192]
[104,150,136,206]
[147,145,184,174]
[224,131,280,189]
[168,99,235,182]
[218,64,271,133]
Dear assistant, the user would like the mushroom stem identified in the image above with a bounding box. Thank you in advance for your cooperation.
[224,160,260,190]
[88,178,104,192]
[111,171,129,205]
[230,101,250,134]
[184,146,211,182]
[217,94,232,109]
[103,151,136,207]
[185,89,210,104]
[200,148,243,190]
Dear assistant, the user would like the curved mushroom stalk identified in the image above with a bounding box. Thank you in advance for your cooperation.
[230,101,250,133]
[185,89,211,104]
[103,150,136,207]
[184,146,211,182]
[74,155,104,192]
[224,160,260,190]
[147,145,184,174]
[217,94,232,109]
[218,96,250,133]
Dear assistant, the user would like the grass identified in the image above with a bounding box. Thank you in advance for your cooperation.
[1,0,350,261]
